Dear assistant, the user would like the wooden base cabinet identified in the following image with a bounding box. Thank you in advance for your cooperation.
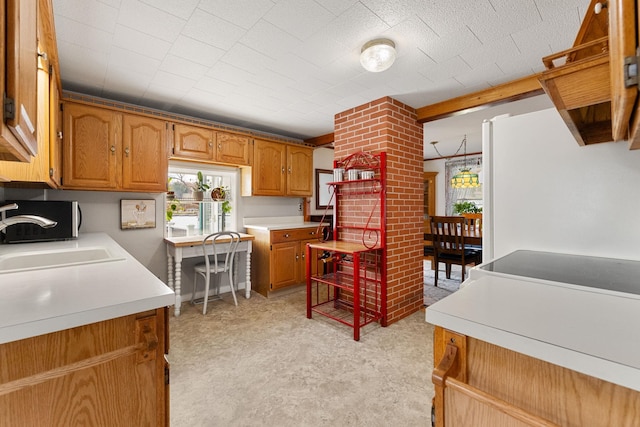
[247,227,319,296]
[0,308,169,427]
[431,326,640,427]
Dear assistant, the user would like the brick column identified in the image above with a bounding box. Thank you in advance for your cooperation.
[334,97,424,324]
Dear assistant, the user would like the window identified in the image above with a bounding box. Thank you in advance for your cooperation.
[445,155,482,215]
[167,163,237,235]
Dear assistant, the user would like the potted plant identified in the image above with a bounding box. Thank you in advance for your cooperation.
[192,171,209,201]
[453,201,482,215]
[210,186,226,201]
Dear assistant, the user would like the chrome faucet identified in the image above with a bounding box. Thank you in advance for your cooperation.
[0,203,57,232]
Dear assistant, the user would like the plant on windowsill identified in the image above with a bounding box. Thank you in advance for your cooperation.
[453,201,482,214]
[192,171,209,201]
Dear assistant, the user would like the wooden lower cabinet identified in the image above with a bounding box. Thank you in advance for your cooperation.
[432,326,640,427]
[247,227,319,296]
[0,307,169,427]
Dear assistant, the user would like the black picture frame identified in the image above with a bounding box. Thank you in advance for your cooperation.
[315,169,334,210]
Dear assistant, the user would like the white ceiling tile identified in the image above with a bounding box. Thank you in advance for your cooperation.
[139,0,199,20]
[287,75,332,96]
[239,21,303,59]
[160,54,209,81]
[194,76,237,97]
[169,35,226,68]
[53,0,119,32]
[205,62,256,85]
[416,0,495,36]
[313,0,359,16]
[319,2,390,48]
[263,0,335,40]
[420,56,471,83]
[419,27,482,63]
[117,0,186,42]
[467,0,541,43]
[220,44,276,73]
[108,46,161,77]
[197,0,276,29]
[112,24,171,60]
[460,37,520,70]
[57,40,109,82]
[182,8,246,50]
[53,15,113,53]
[267,54,320,81]
[360,0,424,26]
[454,62,505,88]
[151,70,196,93]
[103,68,148,100]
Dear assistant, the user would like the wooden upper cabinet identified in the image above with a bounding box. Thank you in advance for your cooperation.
[216,131,251,165]
[172,123,215,161]
[62,101,167,192]
[286,145,313,196]
[49,67,62,186]
[122,114,168,191]
[252,139,287,196]
[244,139,313,197]
[609,0,640,147]
[0,0,38,162]
[63,103,120,189]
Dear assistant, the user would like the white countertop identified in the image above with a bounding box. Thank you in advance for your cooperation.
[0,233,174,344]
[243,216,327,231]
[425,274,640,392]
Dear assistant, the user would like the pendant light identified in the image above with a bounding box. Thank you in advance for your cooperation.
[450,135,480,189]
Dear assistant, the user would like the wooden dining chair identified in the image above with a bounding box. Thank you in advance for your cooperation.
[461,213,483,252]
[430,216,482,286]
[423,218,436,270]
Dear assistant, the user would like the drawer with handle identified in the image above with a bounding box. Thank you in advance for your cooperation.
[270,227,320,243]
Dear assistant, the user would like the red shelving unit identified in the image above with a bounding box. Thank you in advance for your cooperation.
[306,151,386,341]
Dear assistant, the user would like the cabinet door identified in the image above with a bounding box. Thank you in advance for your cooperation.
[253,139,286,196]
[172,123,215,161]
[271,241,299,290]
[4,0,38,158]
[299,239,319,283]
[287,145,313,196]
[0,310,167,426]
[63,103,120,189]
[122,114,168,191]
[216,132,251,165]
[49,69,62,186]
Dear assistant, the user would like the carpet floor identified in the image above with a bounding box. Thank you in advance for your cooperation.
[169,262,462,426]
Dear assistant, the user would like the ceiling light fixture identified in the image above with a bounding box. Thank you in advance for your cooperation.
[360,38,396,73]
[450,135,480,189]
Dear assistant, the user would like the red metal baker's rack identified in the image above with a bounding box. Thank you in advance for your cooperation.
[306,151,386,341]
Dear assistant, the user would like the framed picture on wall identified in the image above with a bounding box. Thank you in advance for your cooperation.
[315,169,334,210]
[121,199,156,229]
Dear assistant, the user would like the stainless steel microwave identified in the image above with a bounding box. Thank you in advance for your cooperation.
[1,200,81,243]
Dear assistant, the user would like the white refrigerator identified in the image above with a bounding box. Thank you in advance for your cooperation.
[481,107,640,262]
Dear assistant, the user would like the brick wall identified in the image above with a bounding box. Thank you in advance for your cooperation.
[334,97,424,324]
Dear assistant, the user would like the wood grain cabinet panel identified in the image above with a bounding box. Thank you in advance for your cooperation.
[62,101,168,192]
[244,139,313,197]
[0,308,169,426]
[246,227,320,296]
[122,114,168,192]
[172,123,215,161]
[62,102,120,189]
[216,131,251,166]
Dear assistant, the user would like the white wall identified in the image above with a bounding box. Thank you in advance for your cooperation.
[490,108,640,261]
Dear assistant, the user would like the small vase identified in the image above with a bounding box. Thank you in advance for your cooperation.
[192,190,204,201]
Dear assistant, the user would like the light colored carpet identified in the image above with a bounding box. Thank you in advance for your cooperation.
[169,287,435,427]
[423,262,463,307]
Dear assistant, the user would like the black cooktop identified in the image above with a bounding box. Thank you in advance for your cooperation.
[480,250,640,296]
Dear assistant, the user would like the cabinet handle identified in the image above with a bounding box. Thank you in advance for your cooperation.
[288,166,292,174]
[110,145,116,154]
[209,140,213,148]
[309,231,316,235]
[283,233,290,238]
[124,147,130,157]
[57,131,62,140]
[218,142,222,150]
[282,167,285,174]
[296,254,299,260]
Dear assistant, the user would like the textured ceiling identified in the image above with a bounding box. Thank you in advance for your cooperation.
[52,0,589,155]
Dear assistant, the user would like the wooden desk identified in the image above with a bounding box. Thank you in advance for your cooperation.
[164,233,254,316]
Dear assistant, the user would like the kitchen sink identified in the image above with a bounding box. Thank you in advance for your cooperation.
[0,247,126,274]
